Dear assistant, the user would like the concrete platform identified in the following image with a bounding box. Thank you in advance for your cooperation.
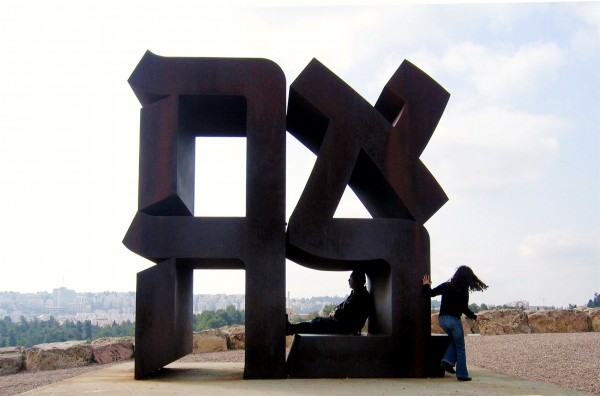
[19,361,593,395]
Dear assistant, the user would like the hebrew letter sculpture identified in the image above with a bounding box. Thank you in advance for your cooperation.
[124,52,449,380]
[286,59,449,377]
[123,51,287,379]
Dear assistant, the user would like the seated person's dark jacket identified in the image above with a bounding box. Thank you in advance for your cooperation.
[333,285,373,333]
[287,285,373,335]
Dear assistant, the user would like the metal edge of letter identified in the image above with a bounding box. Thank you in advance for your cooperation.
[285,58,449,377]
[124,51,287,379]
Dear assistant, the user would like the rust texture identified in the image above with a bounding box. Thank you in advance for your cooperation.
[285,59,449,377]
[124,52,449,379]
[124,51,287,379]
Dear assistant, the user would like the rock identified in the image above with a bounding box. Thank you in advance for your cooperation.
[430,313,444,334]
[192,329,228,353]
[430,313,474,334]
[475,309,530,335]
[24,341,93,371]
[221,325,245,350]
[0,347,23,375]
[462,316,476,334]
[584,308,600,331]
[91,337,134,364]
[527,309,589,333]
[0,347,22,354]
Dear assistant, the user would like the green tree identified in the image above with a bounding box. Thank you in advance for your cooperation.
[305,311,319,321]
[207,316,227,329]
[2,316,12,332]
[216,309,232,326]
[321,304,336,317]
[194,311,215,331]
[8,330,16,346]
[587,292,600,308]
[193,306,245,331]
[225,305,243,325]
[84,320,92,341]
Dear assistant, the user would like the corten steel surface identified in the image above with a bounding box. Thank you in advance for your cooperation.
[286,334,395,378]
[124,52,449,380]
[123,51,287,379]
[285,59,449,377]
[286,334,449,378]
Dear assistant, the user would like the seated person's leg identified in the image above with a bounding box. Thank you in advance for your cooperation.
[287,316,350,334]
[288,316,330,334]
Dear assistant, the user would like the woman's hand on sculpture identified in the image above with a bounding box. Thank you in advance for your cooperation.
[422,274,431,285]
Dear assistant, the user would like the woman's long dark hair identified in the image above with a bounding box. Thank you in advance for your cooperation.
[450,265,488,292]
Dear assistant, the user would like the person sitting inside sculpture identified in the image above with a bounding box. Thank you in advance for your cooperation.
[286,271,373,335]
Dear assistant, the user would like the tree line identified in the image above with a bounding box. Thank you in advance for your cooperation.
[1,304,246,348]
[193,305,244,331]
[0,316,135,348]
[432,291,600,313]
[588,293,600,308]
[4,295,597,348]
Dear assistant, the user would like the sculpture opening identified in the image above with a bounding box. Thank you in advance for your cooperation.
[195,137,246,218]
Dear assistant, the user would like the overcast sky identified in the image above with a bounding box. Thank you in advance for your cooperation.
[0,1,598,308]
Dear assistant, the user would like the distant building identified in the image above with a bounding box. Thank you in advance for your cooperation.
[52,287,76,314]
[507,300,529,310]
[1,290,341,324]
[529,305,555,311]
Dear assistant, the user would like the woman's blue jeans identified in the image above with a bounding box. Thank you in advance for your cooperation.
[438,315,469,378]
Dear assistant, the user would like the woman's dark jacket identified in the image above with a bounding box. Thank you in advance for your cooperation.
[423,282,477,320]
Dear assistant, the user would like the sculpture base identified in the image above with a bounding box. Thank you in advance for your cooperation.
[286,333,450,378]
[286,333,395,378]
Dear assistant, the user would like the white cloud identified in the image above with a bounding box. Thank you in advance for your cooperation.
[518,229,600,263]
[437,106,562,153]
[568,3,600,58]
[372,39,568,199]
[407,41,565,103]
[512,228,600,307]
[423,106,565,195]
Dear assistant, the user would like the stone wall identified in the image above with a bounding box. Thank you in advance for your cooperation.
[192,325,246,353]
[0,337,134,376]
[431,308,600,335]
[3,309,597,375]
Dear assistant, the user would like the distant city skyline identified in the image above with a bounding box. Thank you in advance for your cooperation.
[0,286,576,316]
[0,288,349,325]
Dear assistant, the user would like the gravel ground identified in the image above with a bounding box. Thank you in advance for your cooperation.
[466,332,600,394]
[0,363,121,396]
[1,333,598,395]
[177,349,245,363]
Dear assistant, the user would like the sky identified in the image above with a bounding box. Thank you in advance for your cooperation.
[0,1,598,308]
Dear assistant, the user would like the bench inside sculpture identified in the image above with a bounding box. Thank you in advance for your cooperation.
[284,270,450,378]
[287,333,394,377]
[123,52,451,380]
[286,333,450,378]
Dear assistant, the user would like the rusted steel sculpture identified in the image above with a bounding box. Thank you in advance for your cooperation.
[124,52,449,379]
[285,59,449,377]
[123,52,287,379]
